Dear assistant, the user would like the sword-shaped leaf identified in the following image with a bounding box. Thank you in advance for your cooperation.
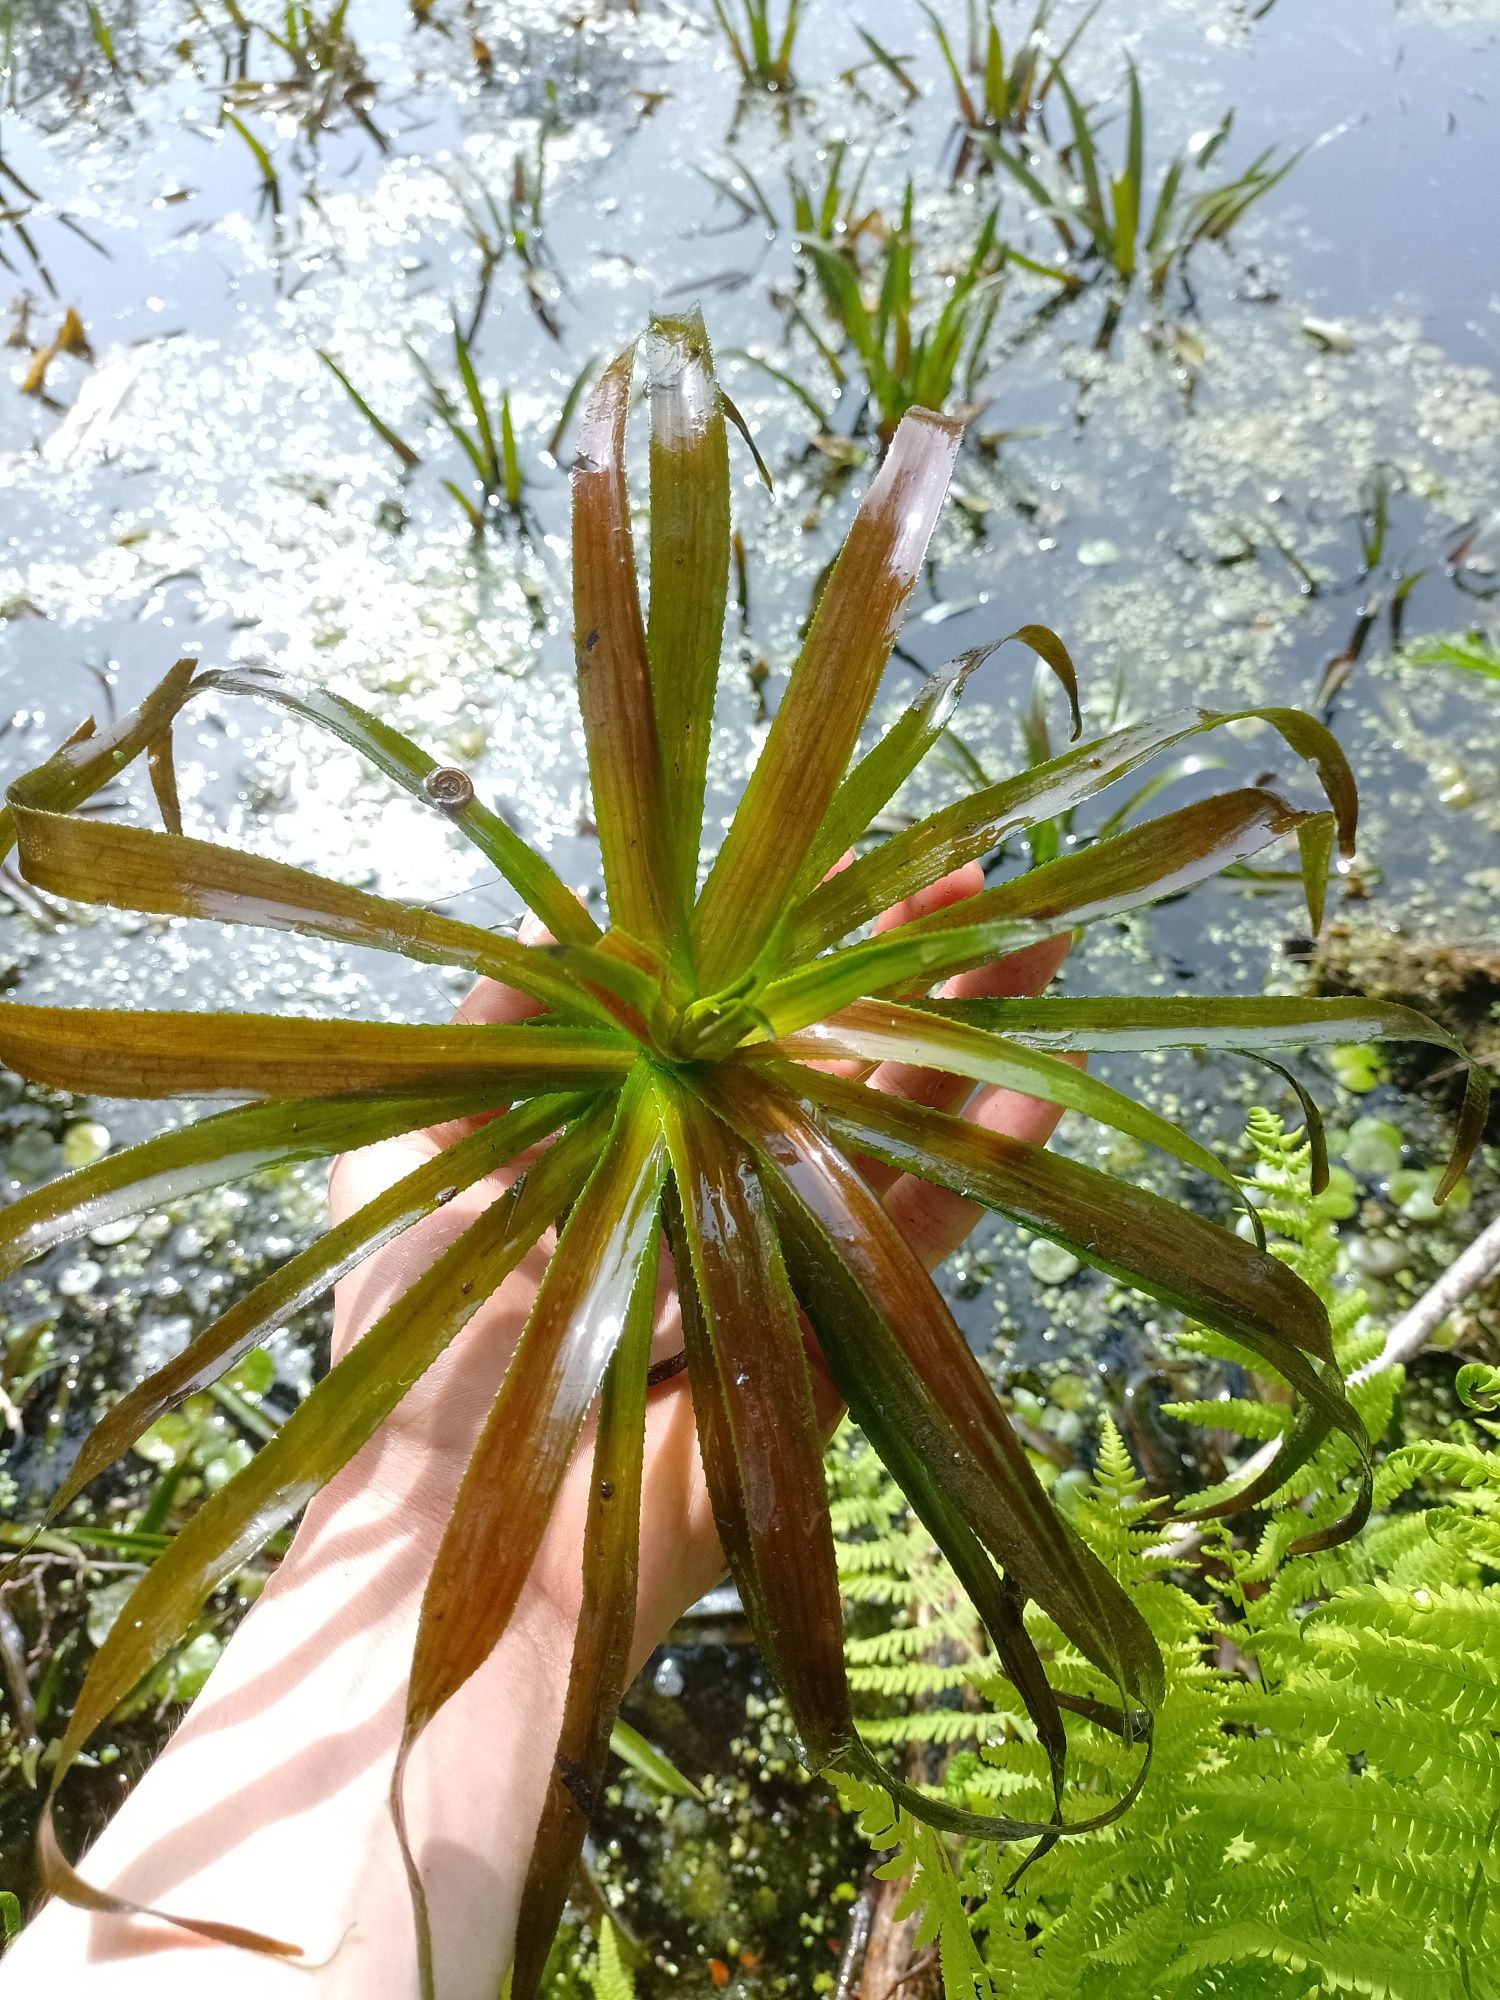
[511,1226,657,2000]
[798,649,983,891]
[786,704,1355,960]
[917,992,1490,1200]
[712,1066,1163,1713]
[645,310,730,905]
[796,625,1082,896]
[10,808,612,1024]
[662,1076,1069,1843]
[45,1098,594,1524]
[692,409,963,990]
[900,787,1313,936]
[759,787,1313,1035]
[0,1092,500,1284]
[573,348,686,966]
[195,666,598,946]
[40,1095,610,1945]
[786,1066,1371,1548]
[0,1006,634,1100]
[395,1070,665,1996]
[782,1215,1150,1840]
[752,999,1244,1204]
[655,1077,854,1769]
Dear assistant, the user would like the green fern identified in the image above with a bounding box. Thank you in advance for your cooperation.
[589,1918,635,2000]
[830,1113,1500,1999]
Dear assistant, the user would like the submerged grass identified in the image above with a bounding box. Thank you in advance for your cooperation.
[449,121,562,344]
[989,62,1300,296]
[1404,632,1500,684]
[710,0,801,92]
[318,322,530,534]
[925,0,1100,175]
[783,168,1074,442]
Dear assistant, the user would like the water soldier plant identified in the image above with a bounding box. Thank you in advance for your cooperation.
[0,312,1488,1993]
[989,63,1299,298]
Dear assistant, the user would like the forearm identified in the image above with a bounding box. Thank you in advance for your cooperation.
[4,1466,581,2000]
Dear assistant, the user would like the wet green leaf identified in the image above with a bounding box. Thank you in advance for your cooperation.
[784,1063,1371,1542]
[693,409,963,989]
[11,808,612,1023]
[787,704,1355,959]
[656,1075,855,1773]
[752,998,1243,1200]
[395,1073,664,1990]
[645,311,731,906]
[43,1095,613,1956]
[46,1097,593,1522]
[512,1220,658,1999]
[0,1091,497,1285]
[0,1005,635,1100]
[0,658,197,864]
[606,1719,703,1801]
[573,347,686,966]
[195,665,599,947]
[919,992,1488,1199]
[50,1096,612,1800]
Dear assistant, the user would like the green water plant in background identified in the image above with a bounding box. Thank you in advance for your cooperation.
[1405,631,1500,685]
[789,177,1075,441]
[989,63,1300,296]
[319,318,529,535]
[0,314,1488,1994]
[710,0,801,93]
[923,0,1100,173]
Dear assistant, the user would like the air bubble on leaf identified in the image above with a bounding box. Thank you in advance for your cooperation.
[90,1216,141,1247]
[1076,538,1119,568]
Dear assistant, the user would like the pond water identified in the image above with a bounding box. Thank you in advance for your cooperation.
[1,0,1498,1989]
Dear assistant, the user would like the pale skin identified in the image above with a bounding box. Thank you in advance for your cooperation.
[5,864,1073,1998]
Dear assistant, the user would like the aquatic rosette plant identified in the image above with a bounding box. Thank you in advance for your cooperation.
[0,313,1486,1993]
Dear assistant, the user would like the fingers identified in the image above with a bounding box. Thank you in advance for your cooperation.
[886,1053,1086,1270]
[860,869,1075,1196]
[425,915,554,1152]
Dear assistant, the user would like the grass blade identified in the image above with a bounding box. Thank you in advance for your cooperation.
[792,1066,1370,1544]
[512,1229,657,1998]
[317,350,420,468]
[45,1097,590,1522]
[396,1072,665,1988]
[573,347,686,965]
[786,703,1355,960]
[195,666,599,944]
[0,1092,497,1286]
[754,999,1244,1199]
[693,410,963,989]
[0,1006,635,1100]
[645,310,730,906]
[11,808,611,1023]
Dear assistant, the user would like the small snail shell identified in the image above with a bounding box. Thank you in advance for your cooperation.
[423,766,474,812]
